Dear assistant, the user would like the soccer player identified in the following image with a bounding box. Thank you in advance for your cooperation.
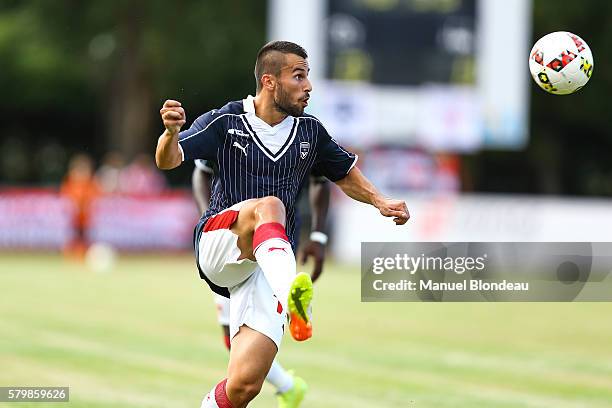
[192,159,329,407]
[156,41,409,408]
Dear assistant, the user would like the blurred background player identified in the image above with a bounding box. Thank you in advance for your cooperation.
[60,153,101,257]
[118,153,167,196]
[192,158,330,408]
[95,151,126,195]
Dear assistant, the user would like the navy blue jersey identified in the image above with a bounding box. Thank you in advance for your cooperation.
[193,158,324,250]
[180,98,356,296]
[180,98,356,248]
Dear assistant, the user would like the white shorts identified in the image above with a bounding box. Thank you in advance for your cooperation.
[198,201,285,350]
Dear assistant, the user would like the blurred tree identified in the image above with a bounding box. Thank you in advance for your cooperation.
[0,0,265,183]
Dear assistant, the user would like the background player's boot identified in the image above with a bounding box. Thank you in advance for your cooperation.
[288,272,313,341]
[277,371,308,408]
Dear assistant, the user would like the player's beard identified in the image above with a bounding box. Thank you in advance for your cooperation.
[273,83,304,117]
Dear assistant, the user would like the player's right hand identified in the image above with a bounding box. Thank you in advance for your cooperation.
[160,99,186,136]
[377,198,410,225]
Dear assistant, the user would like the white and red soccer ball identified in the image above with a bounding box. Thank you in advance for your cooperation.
[529,31,593,95]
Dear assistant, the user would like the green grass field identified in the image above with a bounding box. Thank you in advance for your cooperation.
[1,254,612,408]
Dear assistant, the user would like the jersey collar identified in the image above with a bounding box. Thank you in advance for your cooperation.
[242,95,293,130]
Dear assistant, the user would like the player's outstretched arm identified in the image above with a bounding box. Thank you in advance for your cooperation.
[156,99,186,170]
[335,167,410,225]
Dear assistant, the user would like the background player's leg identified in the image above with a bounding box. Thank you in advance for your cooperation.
[266,360,293,393]
[213,294,232,350]
[221,325,231,350]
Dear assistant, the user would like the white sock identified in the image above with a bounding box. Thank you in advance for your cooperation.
[266,359,294,393]
[200,391,219,408]
[254,237,296,315]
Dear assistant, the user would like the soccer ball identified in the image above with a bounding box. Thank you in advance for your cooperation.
[529,31,593,95]
[85,242,117,273]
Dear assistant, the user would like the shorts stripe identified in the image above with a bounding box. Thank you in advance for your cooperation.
[203,210,239,232]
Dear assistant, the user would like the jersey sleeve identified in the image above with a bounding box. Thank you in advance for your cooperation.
[309,167,328,184]
[178,110,225,162]
[194,159,215,175]
[312,121,358,182]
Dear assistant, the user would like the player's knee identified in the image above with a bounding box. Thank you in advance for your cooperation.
[257,196,285,217]
[241,381,262,402]
[260,195,284,211]
[226,377,262,405]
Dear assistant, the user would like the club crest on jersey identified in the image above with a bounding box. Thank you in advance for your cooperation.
[300,142,310,159]
[228,128,249,137]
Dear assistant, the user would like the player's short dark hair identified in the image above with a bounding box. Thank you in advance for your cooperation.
[254,41,308,93]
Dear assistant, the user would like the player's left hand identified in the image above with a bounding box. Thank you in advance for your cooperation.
[301,241,325,283]
[377,198,410,225]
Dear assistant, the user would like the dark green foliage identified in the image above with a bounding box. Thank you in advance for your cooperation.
[0,0,266,183]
